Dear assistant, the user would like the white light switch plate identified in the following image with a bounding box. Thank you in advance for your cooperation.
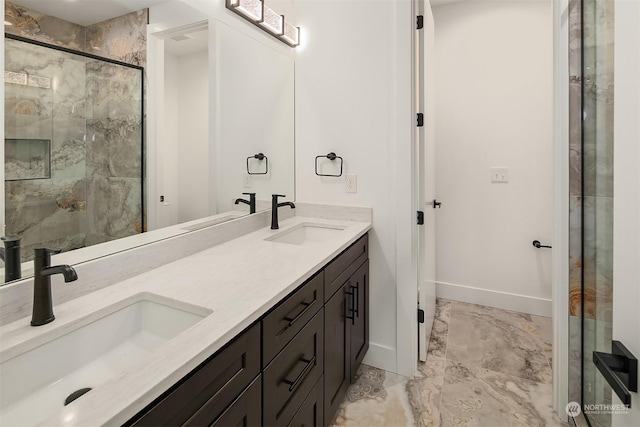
[491,167,509,183]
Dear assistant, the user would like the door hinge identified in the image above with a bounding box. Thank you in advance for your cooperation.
[417,211,424,225]
[417,15,424,30]
[417,113,424,127]
[418,308,425,324]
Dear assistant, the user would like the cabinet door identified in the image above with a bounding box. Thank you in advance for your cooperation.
[205,376,261,427]
[264,311,324,427]
[288,376,323,427]
[349,260,369,382]
[323,283,350,425]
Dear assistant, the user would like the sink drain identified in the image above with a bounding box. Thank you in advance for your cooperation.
[64,388,92,406]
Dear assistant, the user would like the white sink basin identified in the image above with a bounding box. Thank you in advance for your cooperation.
[0,297,209,426]
[265,223,347,246]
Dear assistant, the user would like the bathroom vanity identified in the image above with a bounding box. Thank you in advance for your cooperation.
[126,234,369,427]
[0,205,371,427]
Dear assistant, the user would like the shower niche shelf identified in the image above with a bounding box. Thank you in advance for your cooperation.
[4,139,51,181]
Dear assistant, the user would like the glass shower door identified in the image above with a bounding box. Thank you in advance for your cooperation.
[580,0,615,424]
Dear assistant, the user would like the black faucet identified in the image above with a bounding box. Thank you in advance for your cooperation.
[0,236,22,283]
[31,247,78,326]
[271,194,295,230]
[234,192,257,214]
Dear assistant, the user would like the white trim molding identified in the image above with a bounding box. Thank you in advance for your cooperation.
[436,281,553,317]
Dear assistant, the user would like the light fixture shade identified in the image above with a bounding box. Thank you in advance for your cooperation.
[281,20,300,47]
[228,0,262,22]
[260,6,284,35]
[226,0,300,48]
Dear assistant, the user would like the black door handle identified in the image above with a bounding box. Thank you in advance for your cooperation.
[593,341,638,408]
[532,240,552,249]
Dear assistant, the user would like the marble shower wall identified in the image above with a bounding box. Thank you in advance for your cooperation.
[567,0,615,422]
[4,39,89,260]
[4,2,145,261]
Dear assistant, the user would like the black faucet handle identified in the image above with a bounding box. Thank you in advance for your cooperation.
[34,247,62,258]
[272,194,287,199]
[242,192,256,196]
[1,236,21,248]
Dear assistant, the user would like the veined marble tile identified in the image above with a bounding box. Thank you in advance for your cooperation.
[530,315,553,368]
[4,2,85,50]
[332,365,417,427]
[86,117,142,179]
[440,360,566,427]
[85,176,142,239]
[406,355,446,427]
[85,10,148,67]
[428,298,451,358]
[446,301,552,384]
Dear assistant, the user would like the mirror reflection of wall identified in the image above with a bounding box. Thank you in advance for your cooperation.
[2,0,297,285]
[160,25,211,227]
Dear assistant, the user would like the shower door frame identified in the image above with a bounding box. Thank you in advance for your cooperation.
[3,33,146,236]
[552,0,571,422]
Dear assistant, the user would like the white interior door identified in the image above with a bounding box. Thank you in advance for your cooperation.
[417,0,437,362]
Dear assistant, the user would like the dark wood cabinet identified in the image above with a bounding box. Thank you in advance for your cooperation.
[288,376,324,427]
[264,311,324,427]
[323,284,351,424]
[193,376,262,427]
[323,236,370,425]
[126,233,369,427]
[126,324,260,427]
[349,259,369,382]
[263,271,324,366]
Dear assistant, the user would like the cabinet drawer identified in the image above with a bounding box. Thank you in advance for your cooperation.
[288,375,323,427]
[324,234,368,301]
[263,271,323,366]
[264,311,324,427]
[128,324,260,427]
[187,376,262,427]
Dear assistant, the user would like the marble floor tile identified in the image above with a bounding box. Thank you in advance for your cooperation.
[407,355,446,427]
[531,315,553,368]
[333,301,563,427]
[446,302,552,384]
[332,365,417,427]
[428,299,452,358]
[439,360,566,427]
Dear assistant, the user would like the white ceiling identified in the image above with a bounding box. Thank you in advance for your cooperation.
[12,0,173,26]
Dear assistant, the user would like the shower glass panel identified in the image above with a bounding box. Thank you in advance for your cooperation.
[4,36,144,262]
[580,0,615,425]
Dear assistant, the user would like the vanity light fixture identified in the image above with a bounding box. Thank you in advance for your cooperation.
[226,0,300,47]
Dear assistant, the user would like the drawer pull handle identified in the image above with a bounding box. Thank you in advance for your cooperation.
[352,283,359,318]
[284,299,316,327]
[345,286,356,325]
[282,356,317,392]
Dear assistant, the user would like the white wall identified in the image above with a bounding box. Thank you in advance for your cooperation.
[161,50,210,225]
[177,51,210,223]
[433,1,554,316]
[294,0,413,373]
[162,52,180,227]
[216,22,295,212]
[612,0,640,424]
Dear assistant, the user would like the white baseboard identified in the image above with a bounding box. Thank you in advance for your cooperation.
[436,281,552,317]
[362,343,397,373]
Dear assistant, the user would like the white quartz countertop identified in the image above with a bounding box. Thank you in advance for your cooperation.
[0,215,371,426]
